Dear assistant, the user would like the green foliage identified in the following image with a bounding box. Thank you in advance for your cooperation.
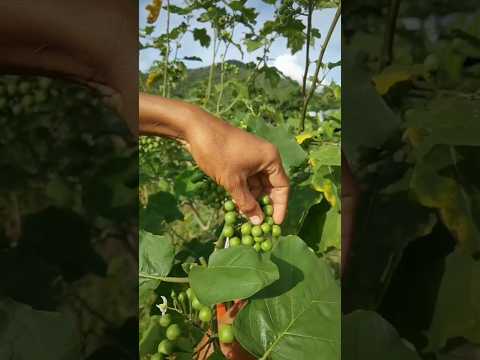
[343,2,480,358]
[234,236,341,359]
[139,0,341,358]
[0,74,137,357]
[343,311,421,360]
[0,299,81,360]
[189,246,280,306]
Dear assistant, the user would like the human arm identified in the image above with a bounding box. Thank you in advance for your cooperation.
[139,93,290,225]
[341,152,360,274]
[0,1,138,133]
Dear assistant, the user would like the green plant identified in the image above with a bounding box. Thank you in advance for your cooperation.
[139,1,341,358]
[342,1,480,359]
[0,74,137,359]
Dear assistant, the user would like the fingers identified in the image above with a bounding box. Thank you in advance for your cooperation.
[265,157,290,224]
[247,175,263,199]
[227,176,264,225]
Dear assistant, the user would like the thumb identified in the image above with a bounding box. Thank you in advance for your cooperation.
[227,178,263,225]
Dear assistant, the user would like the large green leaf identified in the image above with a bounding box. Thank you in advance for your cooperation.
[189,246,279,306]
[310,143,341,167]
[282,181,322,235]
[139,231,175,306]
[405,97,480,159]
[343,310,421,360]
[300,201,340,253]
[410,156,480,255]
[342,53,400,167]
[428,248,480,351]
[139,315,163,356]
[247,118,307,175]
[234,236,340,360]
[0,299,81,360]
[140,191,183,234]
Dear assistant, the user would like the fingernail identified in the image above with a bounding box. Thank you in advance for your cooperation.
[250,216,261,225]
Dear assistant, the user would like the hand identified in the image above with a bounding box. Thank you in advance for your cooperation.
[183,109,290,225]
[341,152,360,274]
[0,1,137,133]
[196,301,255,360]
[139,94,290,225]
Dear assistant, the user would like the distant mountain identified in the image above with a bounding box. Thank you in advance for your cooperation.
[139,60,303,104]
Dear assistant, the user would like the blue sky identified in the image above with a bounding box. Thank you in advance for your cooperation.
[139,0,341,84]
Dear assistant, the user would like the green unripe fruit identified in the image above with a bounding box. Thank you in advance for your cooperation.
[218,324,235,343]
[178,292,187,303]
[12,104,22,116]
[254,243,262,252]
[254,236,264,243]
[424,54,439,72]
[186,287,193,299]
[261,239,273,252]
[261,223,271,234]
[18,82,30,94]
[158,339,174,355]
[230,237,241,246]
[265,216,274,225]
[38,77,52,89]
[264,205,274,216]
[198,306,212,322]
[272,224,282,237]
[240,223,252,235]
[166,324,181,341]
[222,225,235,238]
[224,200,235,211]
[251,225,263,237]
[192,297,203,310]
[260,195,271,205]
[241,235,254,246]
[159,314,172,327]
[7,83,16,95]
[151,353,164,360]
[22,95,33,108]
[224,211,237,224]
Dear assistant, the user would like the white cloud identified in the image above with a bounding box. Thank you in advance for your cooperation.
[272,54,304,83]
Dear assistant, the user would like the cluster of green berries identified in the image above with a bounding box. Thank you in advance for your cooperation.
[153,287,214,358]
[0,76,52,117]
[139,136,162,154]
[221,195,282,252]
[0,75,97,118]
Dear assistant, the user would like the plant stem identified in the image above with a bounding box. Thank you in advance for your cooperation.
[216,37,233,114]
[299,4,341,132]
[162,0,171,97]
[185,201,209,231]
[302,0,313,97]
[204,29,218,108]
[380,0,402,70]
[139,273,190,283]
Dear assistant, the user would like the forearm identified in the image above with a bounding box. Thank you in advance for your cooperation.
[139,93,226,141]
[0,1,137,133]
[341,153,360,274]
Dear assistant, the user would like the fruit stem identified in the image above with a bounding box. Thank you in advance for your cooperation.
[139,273,189,283]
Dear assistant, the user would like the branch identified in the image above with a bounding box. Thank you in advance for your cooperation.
[139,273,190,283]
[184,201,209,231]
[299,4,341,132]
[380,0,402,70]
[162,0,171,97]
[302,1,314,97]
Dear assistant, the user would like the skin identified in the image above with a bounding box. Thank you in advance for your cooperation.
[140,94,290,225]
[0,2,290,225]
[1,3,360,356]
[341,152,360,275]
